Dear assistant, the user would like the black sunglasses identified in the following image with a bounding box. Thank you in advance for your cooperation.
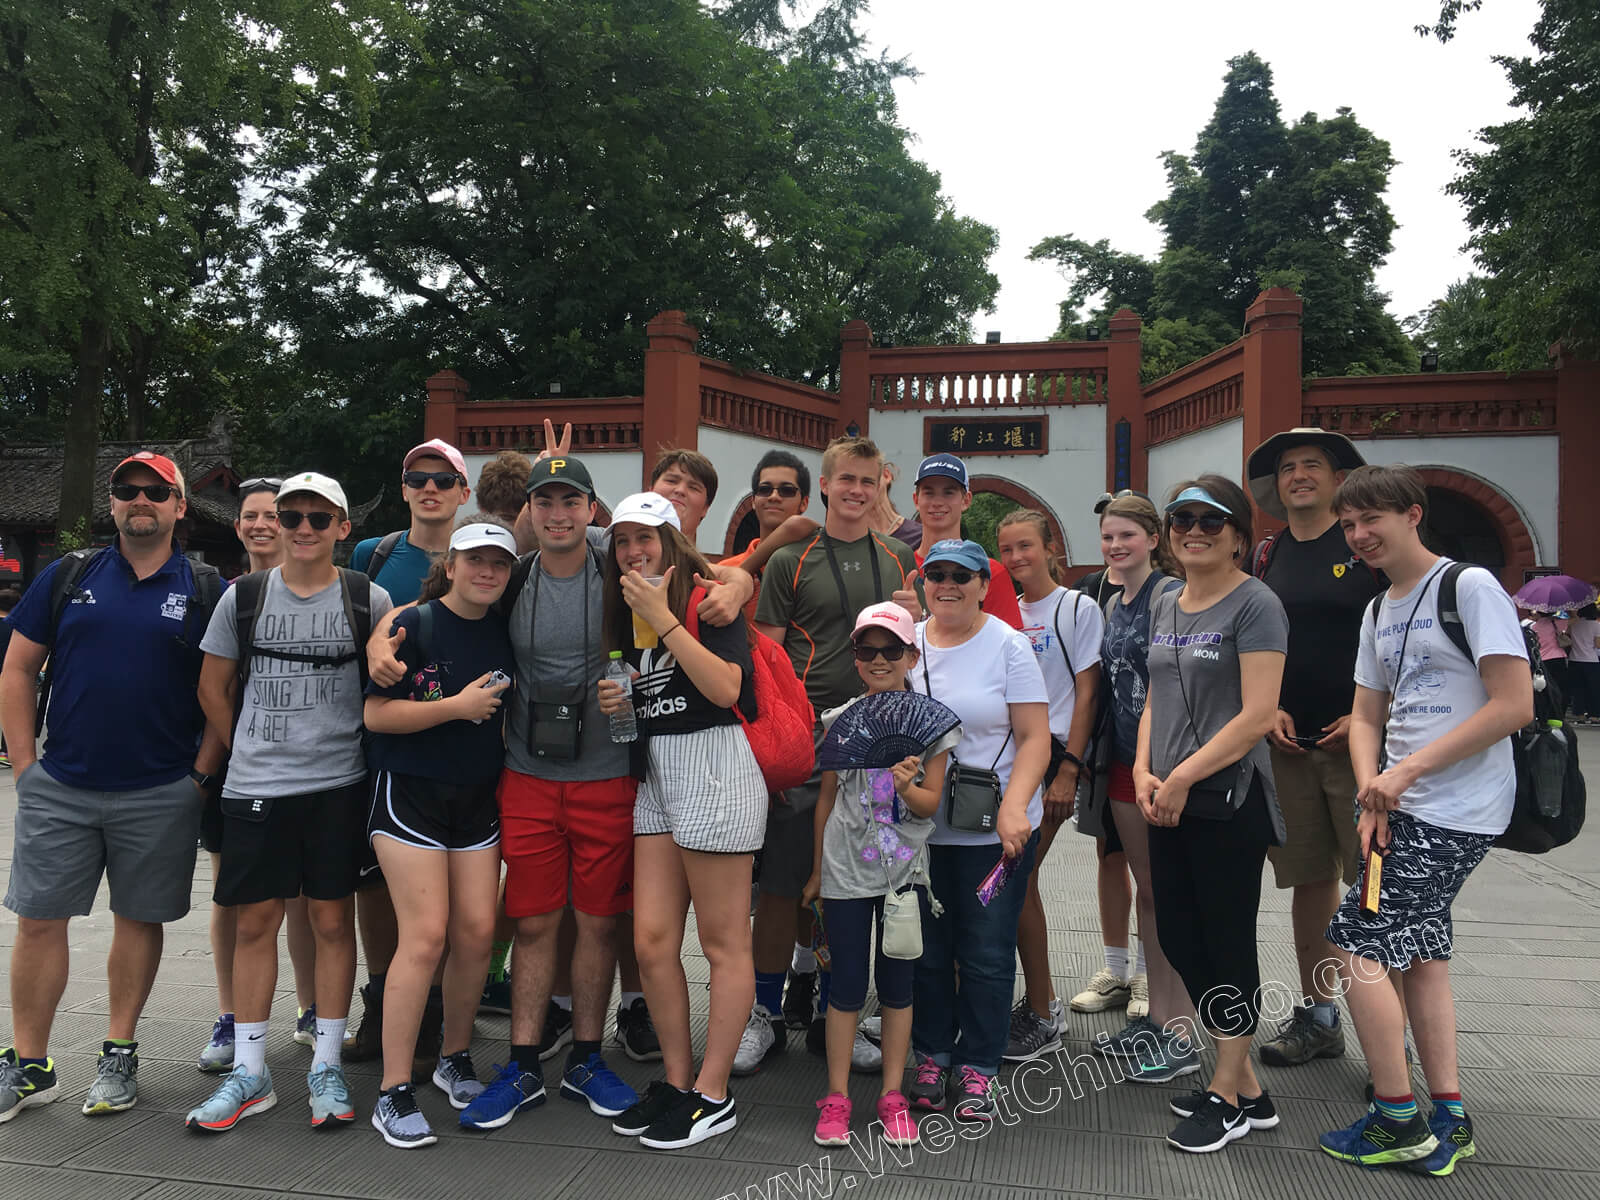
[754,482,801,498]
[923,568,977,585]
[403,470,463,490]
[853,642,908,662]
[277,509,337,530]
[112,482,179,503]
[239,477,282,495]
[1168,510,1232,535]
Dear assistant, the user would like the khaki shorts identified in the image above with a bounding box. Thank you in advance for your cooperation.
[1266,745,1360,889]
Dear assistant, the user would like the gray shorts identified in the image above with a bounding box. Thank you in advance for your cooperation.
[634,725,767,854]
[5,762,203,923]
[758,720,826,897]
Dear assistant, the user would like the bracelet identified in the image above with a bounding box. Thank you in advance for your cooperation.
[659,622,683,640]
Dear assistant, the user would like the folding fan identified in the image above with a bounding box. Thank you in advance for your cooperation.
[817,690,962,771]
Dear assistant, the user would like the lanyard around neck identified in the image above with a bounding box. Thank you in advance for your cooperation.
[821,530,882,620]
[528,549,591,702]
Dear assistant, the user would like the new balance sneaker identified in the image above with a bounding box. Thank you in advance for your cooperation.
[1171,1087,1279,1129]
[612,1080,688,1137]
[851,1028,882,1072]
[307,1063,356,1128]
[1002,998,1063,1063]
[731,1004,783,1076]
[185,1063,276,1133]
[1259,1007,1345,1067]
[82,1046,138,1115]
[460,1061,545,1130]
[638,1088,736,1150]
[1363,1044,1416,1105]
[198,1015,236,1073]
[561,1052,639,1117]
[538,1001,574,1061]
[876,1090,918,1147]
[1125,973,1150,1019]
[1167,1091,1249,1153]
[1094,1015,1163,1059]
[0,1049,59,1123]
[951,1066,995,1124]
[1319,1107,1438,1167]
[814,1092,851,1146]
[783,971,817,1030]
[1124,1034,1201,1084]
[906,1053,946,1111]
[372,1085,436,1149]
[1407,1108,1475,1177]
[1069,968,1132,1013]
[432,1050,486,1110]
[614,997,661,1063]
[478,972,512,1016]
[293,1005,318,1048]
[344,982,382,1062]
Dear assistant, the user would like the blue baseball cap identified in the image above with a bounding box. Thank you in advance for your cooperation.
[1164,485,1234,515]
[915,454,969,489]
[921,538,990,577]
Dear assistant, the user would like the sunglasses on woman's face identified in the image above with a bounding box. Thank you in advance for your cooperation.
[403,470,463,491]
[754,482,801,498]
[923,568,976,585]
[1168,510,1232,535]
[853,641,908,662]
[276,509,336,531]
[111,483,179,503]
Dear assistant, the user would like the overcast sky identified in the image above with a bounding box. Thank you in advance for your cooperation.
[853,0,1543,342]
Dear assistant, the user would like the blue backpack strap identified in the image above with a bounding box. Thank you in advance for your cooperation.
[35,547,103,735]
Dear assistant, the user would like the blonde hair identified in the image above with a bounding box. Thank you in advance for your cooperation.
[996,509,1063,583]
[821,435,883,478]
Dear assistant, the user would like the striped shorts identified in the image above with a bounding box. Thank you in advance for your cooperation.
[635,724,767,854]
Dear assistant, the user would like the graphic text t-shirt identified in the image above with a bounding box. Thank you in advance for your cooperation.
[1101,571,1183,764]
[624,606,756,737]
[1018,587,1105,742]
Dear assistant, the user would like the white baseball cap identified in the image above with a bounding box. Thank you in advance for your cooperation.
[278,471,348,513]
[449,522,518,557]
[607,491,682,533]
[853,602,917,646]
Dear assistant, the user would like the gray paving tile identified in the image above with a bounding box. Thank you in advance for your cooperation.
[1454,1000,1600,1038]
[288,1132,592,1198]
[1471,1112,1600,1171]
[136,1185,312,1200]
[1449,974,1600,1006]
[0,1105,159,1167]
[551,1148,801,1200]
[22,1167,163,1200]
[973,1125,1241,1198]
[1456,1064,1600,1118]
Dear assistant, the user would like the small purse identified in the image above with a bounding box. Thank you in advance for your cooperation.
[880,884,923,960]
[921,646,1011,834]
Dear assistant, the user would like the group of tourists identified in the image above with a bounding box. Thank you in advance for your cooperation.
[0,422,1532,1178]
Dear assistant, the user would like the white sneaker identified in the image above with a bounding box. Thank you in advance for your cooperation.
[859,1015,883,1044]
[850,1029,883,1072]
[731,1004,780,1076]
[1050,997,1066,1033]
[1126,973,1150,1019]
[1069,968,1132,1014]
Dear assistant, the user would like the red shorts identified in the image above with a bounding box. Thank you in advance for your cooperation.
[1108,762,1137,805]
[498,770,637,918]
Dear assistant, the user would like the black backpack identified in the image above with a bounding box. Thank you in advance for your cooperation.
[362,530,405,582]
[1367,562,1585,853]
[230,568,374,725]
[36,547,222,735]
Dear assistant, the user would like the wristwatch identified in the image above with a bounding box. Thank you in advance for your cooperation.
[189,768,217,790]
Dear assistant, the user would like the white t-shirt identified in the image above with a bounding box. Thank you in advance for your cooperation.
[911,614,1049,846]
[1566,617,1600,664]
[1018,587,1105,742]
[1354,560,1527,835]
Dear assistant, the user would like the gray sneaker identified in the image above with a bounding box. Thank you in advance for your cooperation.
[1094,1015,1163,1060]
[307,1063,356,1128]
[1002,999,1063,1063]
[372,1085,437,1149]
[1124,1033,1202,1084]
[82,1047,138,1115]
[185,1063,276,1133]
[431,1051,485,1109]
[198,1015,235,1074]
[0,1049,59,1123]
[906,1052,946,1111]
[1260,1007,1345,1067]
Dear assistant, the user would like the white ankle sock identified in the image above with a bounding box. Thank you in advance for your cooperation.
[313,1017,347,1069]
[235,1021,269,1077]
[1104,946,1129,981]
[791,943,817,974]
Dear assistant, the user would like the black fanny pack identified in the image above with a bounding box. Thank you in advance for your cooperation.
[531,697,583,760]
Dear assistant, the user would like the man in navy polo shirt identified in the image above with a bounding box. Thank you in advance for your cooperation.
[0,452,227,1123]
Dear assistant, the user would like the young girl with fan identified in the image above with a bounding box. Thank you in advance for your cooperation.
[800,603,959,1149]
[595,492,765,1152]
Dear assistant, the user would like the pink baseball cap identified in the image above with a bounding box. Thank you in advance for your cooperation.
[853,602,917,646]
[402,438,468,479]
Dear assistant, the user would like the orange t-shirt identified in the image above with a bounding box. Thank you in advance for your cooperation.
[718,538,764,622]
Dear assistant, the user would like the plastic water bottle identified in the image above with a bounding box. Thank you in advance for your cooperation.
[606,651,637,743]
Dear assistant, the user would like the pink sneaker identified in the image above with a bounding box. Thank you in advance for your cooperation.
[814,1092,852,1146]
[876,1090,919,1146]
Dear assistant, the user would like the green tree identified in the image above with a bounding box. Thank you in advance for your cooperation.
[961,491,1019,562]
[1405,275,1545,373]
[1029,53,1415,380]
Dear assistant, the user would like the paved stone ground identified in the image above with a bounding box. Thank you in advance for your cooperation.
[4,740,1599,1200]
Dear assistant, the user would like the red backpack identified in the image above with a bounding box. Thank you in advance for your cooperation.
[686,589,815,792]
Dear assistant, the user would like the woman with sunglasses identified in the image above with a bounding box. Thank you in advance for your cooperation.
[1135,476,1287,1154]
[903,539,1050,1121]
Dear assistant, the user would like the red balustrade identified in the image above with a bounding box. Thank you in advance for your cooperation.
[1302,371,1560,436]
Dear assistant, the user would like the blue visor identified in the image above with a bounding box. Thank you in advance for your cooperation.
[1164,486,1233,516]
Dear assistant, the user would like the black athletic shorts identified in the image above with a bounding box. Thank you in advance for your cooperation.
[367,770,500,854]
[214,780,368,906]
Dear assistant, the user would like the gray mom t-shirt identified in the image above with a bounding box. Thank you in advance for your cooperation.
[202,569,394,799]
[503,553,629,781]
[1146,576,1288,841]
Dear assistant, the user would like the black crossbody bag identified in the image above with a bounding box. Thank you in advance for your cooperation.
[1166,593,1242,821]
[922,642,1011,834]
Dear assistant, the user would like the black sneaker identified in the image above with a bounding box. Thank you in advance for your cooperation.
[1170,1087,1280,1129]
[345,982,383,1062]
[412,994,444,1079]
[615,998,662,1063]
[536,1001,573,1063]
[1167,1091,1250,1153]
[782,972,816,1030]
[638,1088,737,1150]
[612,1079,689,1137]
[806,1015,827,1057]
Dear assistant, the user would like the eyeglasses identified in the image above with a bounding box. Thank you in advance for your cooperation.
[1168,510,1232,535]
[754,482,802,498]
[111,483,179,503]
[276,509,337,530]
[1094,489,1151,514]
[923,568,977,585]
[238,477,282,495]
[403,470,463,490]
[853,642,908,662]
